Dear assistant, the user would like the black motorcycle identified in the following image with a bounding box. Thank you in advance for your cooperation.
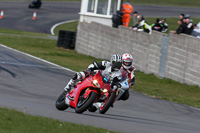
[28,0,42,9]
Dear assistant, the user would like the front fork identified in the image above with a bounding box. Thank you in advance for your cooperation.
[114,88,125,102]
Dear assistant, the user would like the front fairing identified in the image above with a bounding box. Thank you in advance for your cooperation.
[67,71,111,108]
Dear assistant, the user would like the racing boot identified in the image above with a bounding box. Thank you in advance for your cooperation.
[64,71,86,92]
[64,79,75,92]
[93,102,101,109]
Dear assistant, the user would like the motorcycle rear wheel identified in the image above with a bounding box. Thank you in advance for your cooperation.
[99,91,116,114]
[55,91,69,111]
[75,91,97,114]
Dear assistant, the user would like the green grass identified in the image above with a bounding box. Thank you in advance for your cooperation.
[0,107,116,133]
[134,72,200,107]
[1,27,200,108]
[54,21,79,36]
[0,0,200,7]
[0,34,102,71]
[0,28,48,37]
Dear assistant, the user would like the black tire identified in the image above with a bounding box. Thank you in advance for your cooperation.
[36,4,41,9]
[75,91,97,114]
[88,105,97,112]
[99,91,116,114]
[55,91,69,111]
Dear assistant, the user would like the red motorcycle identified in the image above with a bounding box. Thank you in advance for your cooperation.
[55,62,112,114]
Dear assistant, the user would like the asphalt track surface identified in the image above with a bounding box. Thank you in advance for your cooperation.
[0,1,80,33]
[0,2,200,33]
[1,1,200,133]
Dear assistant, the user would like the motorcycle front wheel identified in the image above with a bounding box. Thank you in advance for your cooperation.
[75,91,97,114]
[99,91,116,114]
[55,91,69,111]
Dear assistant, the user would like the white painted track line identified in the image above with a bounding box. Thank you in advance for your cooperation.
[0,44,76,73]
[50,20,78,35]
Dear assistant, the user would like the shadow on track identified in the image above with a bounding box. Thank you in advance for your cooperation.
[0,65,17,78]
[63,110,179,128]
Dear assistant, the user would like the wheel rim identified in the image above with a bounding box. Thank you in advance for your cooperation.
[99,94,110,110]
[57,91,67,104]
[77,93,90,108]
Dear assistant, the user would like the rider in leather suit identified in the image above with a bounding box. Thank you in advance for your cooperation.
[91,53,135,110]
[64,54,123,92]
[119,53,136,100]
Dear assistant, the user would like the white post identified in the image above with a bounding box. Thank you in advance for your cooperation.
[107,0,111,16]
[91,0,95,12]
[80,0,88,14]
[94,0,98,14]
[117,0,121,10]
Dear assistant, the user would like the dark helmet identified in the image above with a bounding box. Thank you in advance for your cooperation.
[110,54,122,71]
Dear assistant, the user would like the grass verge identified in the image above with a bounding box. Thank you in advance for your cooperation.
[54,21,79,36]
[1,27,200,108]
[0,28,48,37]
[0,107,116,133]
[0,34,102,71]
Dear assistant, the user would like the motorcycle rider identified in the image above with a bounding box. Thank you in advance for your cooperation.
[29,0,42,8]
[159,17,168,33]
[89,53,135,111]
[132,15,152,34]
[64,54,123,92]
[119,53,136,100]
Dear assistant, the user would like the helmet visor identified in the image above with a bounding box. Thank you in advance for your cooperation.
[124,62,132,66]
[112,61,122,70]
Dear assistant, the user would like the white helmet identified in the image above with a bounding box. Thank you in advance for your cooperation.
[122,53,133,69]
[110,54,122,71]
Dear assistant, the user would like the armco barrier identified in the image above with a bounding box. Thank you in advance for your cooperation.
[75,22,200,87]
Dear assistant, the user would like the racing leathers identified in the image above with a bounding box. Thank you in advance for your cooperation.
[116,65,136,101]
[91,65,135,109]
[134,20,152,34]
[121,65,136,87]
[159,21,168,33]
